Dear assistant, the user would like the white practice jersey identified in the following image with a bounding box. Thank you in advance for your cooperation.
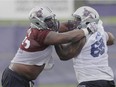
[73,20,114,83]
[11,46,54,70]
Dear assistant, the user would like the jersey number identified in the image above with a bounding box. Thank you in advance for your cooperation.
[91,38,105,57]
[22,29,31,49]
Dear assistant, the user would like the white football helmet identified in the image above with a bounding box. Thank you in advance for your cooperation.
[29,6,59,31]
[72,6,99,28]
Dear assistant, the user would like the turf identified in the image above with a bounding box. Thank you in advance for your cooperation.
[37,84,77,87]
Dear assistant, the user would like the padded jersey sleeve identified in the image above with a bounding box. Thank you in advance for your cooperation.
[35,29,52,46]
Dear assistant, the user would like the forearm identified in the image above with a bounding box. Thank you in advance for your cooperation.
[59,20,76,33]
[62,29,88,43]
[44,29,87,45]
[58,21,97,44]
[55,37,86,60]
[59,22,69,33]
[55,43,76,60]
[107,32,115,45]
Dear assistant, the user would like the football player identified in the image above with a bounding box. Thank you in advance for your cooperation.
[1,6,97,87]
[55,6,115,87]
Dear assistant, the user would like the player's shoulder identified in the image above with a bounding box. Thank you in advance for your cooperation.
[29,28,52,36]
[31,28,51,32]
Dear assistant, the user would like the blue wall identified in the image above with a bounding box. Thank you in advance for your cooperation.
[89,4,116,16]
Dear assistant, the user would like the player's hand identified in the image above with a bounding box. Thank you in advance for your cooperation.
[87,22,98,34]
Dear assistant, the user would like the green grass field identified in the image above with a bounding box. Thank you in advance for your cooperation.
[39,84,77,87]
[0,84,77,87]
[41,84,116,87]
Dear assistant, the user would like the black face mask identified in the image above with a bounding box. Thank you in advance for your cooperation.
[44,17,59,31]
[67,17,81,30]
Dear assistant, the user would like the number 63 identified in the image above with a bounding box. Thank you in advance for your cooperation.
[91,38,105,57]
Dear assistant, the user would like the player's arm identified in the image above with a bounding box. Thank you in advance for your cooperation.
[44,21,96,45]
[44,29,87,45]
[106,32,115,45]
[55,37,86,60]
[58,22,69,32]
[58,20,77,33]
[54,22,97,60]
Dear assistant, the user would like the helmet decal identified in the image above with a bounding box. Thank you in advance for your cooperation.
[83,8,91,17]
[36,8,43,18]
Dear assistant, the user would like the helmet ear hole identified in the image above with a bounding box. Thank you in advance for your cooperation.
[86,22,90,25]
[36,22,40,25]
[95,15,96,18]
